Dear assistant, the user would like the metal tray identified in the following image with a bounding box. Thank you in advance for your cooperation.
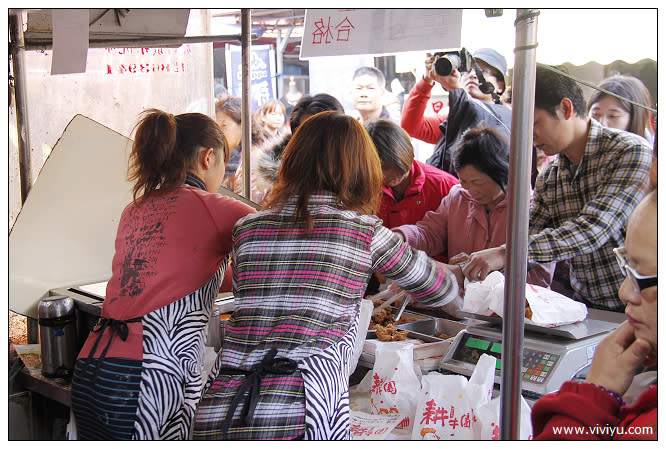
[365,329,443,344]
[395,318,467,340]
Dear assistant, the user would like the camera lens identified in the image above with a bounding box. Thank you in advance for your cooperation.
[434,53,461,77]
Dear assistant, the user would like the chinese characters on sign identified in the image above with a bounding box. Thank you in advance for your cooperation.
[301,9,462,58]
[312,16,355,44]
[104,47,191,75]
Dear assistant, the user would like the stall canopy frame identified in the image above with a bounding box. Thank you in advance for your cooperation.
[8,8,257,206]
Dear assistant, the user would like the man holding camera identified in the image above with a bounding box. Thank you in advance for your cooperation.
[401,48,513,176]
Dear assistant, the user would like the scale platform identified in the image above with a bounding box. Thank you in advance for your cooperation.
[440,313,619,400]
[463,312,618,339]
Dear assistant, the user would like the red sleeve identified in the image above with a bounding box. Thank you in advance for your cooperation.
[400,78,445,144]
[202,194,256,292]
[531,381,622,440]
[220,263,233,292]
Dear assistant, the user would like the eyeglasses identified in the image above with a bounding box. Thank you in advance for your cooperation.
[613,247,658,292]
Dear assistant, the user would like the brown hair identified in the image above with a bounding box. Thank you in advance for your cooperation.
[128,108,228,202]
[265,111,383,231]
[216,94,270,146]
[587,75,653,140]
[260,98,286,117]
[364,119,414,176]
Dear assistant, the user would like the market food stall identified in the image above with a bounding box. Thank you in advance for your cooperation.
[8,7,656,441]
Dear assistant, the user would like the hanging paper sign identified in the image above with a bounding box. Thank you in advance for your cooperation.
[226,44,276,110]
[300,9,463,58]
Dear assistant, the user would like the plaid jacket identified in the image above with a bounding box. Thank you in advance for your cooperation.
[528,120,652,310]
[193,192,458,439]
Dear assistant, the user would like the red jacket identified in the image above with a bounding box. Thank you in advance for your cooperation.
[377,160,458,230]
[532,381,657,440]
[400,77,448,144]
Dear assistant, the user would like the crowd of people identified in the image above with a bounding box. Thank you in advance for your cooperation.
[69,46,657,441]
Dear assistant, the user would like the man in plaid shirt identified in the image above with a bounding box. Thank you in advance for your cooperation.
[461,65,652,311]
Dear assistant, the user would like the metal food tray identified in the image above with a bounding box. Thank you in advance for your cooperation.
[359,329,452,372]
[368,307,432,329]
[395,318,467,340]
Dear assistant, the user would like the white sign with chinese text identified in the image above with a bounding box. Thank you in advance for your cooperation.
[300,9,462,58]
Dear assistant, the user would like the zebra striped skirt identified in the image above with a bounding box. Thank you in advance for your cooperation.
[192,309,360,440]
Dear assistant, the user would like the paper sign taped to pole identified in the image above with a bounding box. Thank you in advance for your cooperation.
[300,9,463,59]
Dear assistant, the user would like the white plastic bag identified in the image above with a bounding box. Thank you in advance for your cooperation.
[476,394,533,440]
[370,342,421,433]
[463,271,587,327]
[411,354,496,440]
[462,271,505,315]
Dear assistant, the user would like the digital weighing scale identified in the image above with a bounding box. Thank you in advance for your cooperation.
[439,313,620,400]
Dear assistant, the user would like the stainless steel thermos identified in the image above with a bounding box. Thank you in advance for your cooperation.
[38,295,77,377]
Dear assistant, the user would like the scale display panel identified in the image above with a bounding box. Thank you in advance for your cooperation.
[451,332,560,385]
[440,324,614,398]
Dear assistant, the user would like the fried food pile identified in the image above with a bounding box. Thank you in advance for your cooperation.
[369,296,415,328]
[374,323,409,342]
[436,333,455,340]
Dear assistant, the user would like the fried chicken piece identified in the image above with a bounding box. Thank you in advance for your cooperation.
[525,304,533,320]
[375,324,409,341]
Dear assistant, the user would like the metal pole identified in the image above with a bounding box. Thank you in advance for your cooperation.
[275,25,293,100]
[500,8,539,440]
[24,34,252,51]
[9,10,33,205]
[241,9,252,199]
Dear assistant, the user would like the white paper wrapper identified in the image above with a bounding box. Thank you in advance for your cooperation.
[350,411,406,440]
[462,271,587,327]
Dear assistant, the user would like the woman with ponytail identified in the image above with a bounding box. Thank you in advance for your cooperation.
[71,109,256,440]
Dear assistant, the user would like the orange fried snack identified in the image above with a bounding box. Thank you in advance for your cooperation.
[374,323,409,342]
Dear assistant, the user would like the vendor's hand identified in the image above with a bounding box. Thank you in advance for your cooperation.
[584,321,654,397]
[462,247,506,282]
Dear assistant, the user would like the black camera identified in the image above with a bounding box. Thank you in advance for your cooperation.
[433,48,472,77]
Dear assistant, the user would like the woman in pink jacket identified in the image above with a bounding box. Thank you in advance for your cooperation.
[393,127,553,288]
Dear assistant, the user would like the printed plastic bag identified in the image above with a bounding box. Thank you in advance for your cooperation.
[370,342,421,433]
[411,354,496,440]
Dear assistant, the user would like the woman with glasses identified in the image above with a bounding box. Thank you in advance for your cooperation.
[531,189,657,440]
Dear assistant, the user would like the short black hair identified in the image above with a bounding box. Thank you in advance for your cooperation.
[352,66,386,88]
[535,65,586,118]
[453,127,510,191]
[289,93,345,133]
